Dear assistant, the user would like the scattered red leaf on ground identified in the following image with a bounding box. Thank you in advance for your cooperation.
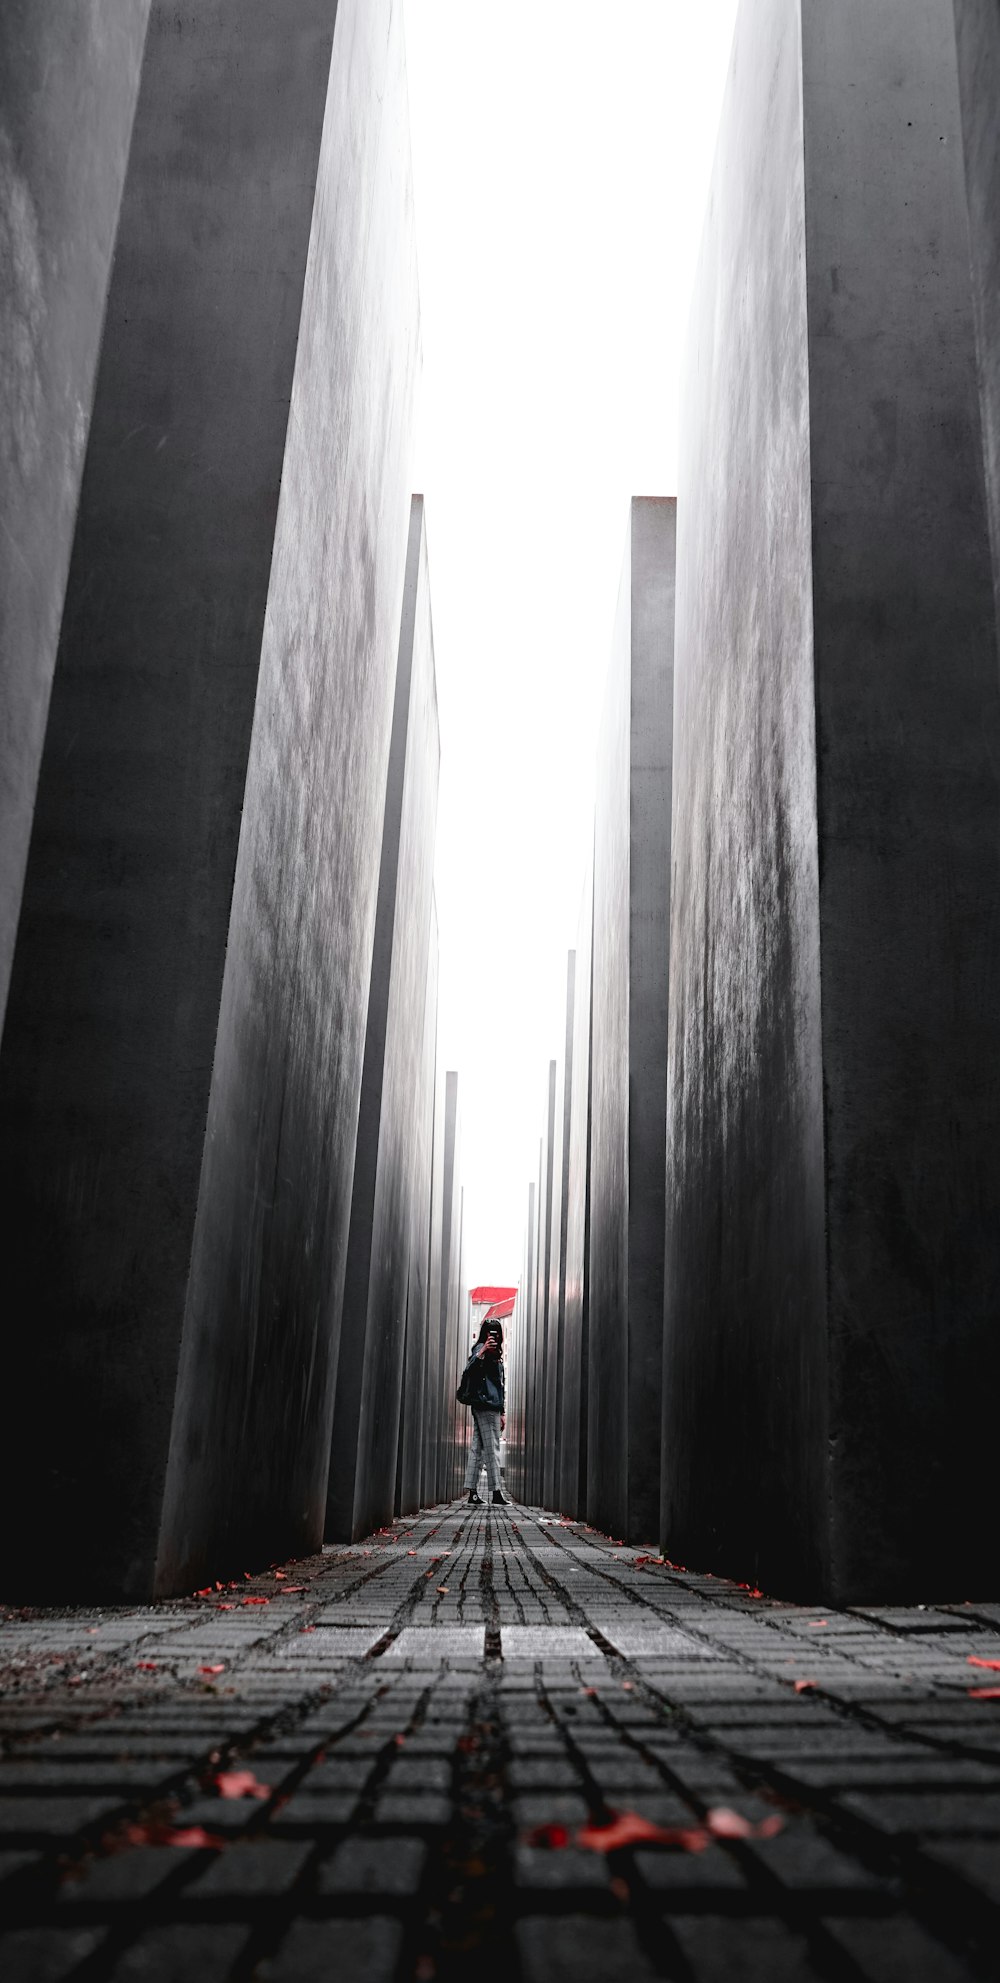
[198,1664,225,1676]
[119,1819,222,1851]
[436,1586,450,1594]
[580,1686,598,1697]
[633,1555,652,1567]
[808,1620,829,1628]
[240,1596,269,1607]
[300,1626,316,1635]
[525,1823,570,1850]
[194,1588,213,1598]
[968,1656,1000,1672]
[135,1661,158,1671]
[968,1687,1000,1700]
[794,1679,817,1693]
[274,1571,286,1579]
[214,1769,270,1800]
[577,1811,709,1854]
[217,1604,234,1611]
[707,1807,784,1840]
[621,1682,634,1692]
[407,1550,417,1556]
[282,1586,307,1594]
[394,1733,406,1747]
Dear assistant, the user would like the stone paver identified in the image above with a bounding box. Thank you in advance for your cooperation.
[1,1507,999,1978]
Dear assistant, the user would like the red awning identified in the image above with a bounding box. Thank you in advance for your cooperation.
[469,1285,518,1305]
[484,1296,516,1321]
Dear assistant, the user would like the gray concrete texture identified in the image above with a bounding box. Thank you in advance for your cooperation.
[560,871,594,1519]
[588,498,675,1547]
[326,496,440,1544]
[0,0,151,1031]
[663,0,1000,1603]
[396,898,439,1517]
[0,0,420,1600]
[426,1073,462,1505]
[954,0,1000,621]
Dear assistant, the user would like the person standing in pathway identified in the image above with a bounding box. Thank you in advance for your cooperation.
[460,1319,509,1505]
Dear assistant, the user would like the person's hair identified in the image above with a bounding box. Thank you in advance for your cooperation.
[475,1318,504,1350]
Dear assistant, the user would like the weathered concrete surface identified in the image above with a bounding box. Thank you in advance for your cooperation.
[544,958,574,1510]
[326,496,440,1544]
[427,1073,462,1504]
[2,1510,999,1983]
[507,1179,536,1502]
[589,499,675,1547]
[535,1063,558,1509]
[396,900,439,1517]
[0,0,420,1602]
[954,0,1000,621]
[664,0,1000,1603]
[560,866,593,1517]
[0,2,151,1029]
[157,0,420,1596]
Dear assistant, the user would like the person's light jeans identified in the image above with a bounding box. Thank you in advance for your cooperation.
[463,1409,502,1495]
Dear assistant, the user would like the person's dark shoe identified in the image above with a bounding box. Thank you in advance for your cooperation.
[491,1489,509,1506]
[467,1490,482,1504]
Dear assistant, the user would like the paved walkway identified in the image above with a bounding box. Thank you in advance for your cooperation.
[1,1506,999,1980]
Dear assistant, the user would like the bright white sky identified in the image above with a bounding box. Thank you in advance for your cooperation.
[403,0,738,1288]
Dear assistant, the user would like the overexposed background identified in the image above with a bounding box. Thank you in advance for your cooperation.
[404,0,738,1285]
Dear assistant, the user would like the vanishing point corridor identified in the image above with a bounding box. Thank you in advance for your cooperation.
[1,1507,999,1981]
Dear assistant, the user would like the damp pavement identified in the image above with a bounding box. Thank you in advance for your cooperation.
[1,1507,1000,1981]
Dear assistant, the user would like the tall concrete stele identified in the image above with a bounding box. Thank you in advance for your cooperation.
[0,0,421,1601]
[326,496,441,1546]
[589,498,676,1547]
[663,0,1000,1603]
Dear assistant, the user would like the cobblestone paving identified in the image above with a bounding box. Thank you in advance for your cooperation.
[2,1505,1000,1979]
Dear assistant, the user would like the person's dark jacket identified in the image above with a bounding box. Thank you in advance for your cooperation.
[460,1344,505,1413]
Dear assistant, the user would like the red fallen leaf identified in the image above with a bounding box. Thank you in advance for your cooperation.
[525,1823,570,1849]
[394,1733,407,1747]
[217,1603,234,1611]
[282,1586,307,1594]
[135,1661,158,1671]
[198,1664,225,1676]
[968,1656,1000,1672]
[300,1626,316,1635]
[580,1686,598,1697]
[240,1596,269,1607]
[707,1807,784,1840]
[969,1687,1000,1700]
[195,1588,213,1598]
[633,1555,652,1567]
[749,1589,764,1599]
[576,1811,710,1854]
[436,1586,450,1594]
[120,1820,222,1850]
[214,1769,270,1800]
[214,1581,223,1591]
[808,1620,829,1628]
[794,1679,817,1693]
[274,1571,287,1580]
[621,1682,634,1692]
[407,1550,417,1556]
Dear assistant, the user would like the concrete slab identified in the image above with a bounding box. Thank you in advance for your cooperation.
[589,498,675,1545]
[664,0,1000,1603]
[383,1627,485,1662]
[501,1628,601,1660]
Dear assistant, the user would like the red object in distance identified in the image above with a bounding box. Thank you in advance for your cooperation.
[484,1296,516,1320]
[469,1286,518,1305]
